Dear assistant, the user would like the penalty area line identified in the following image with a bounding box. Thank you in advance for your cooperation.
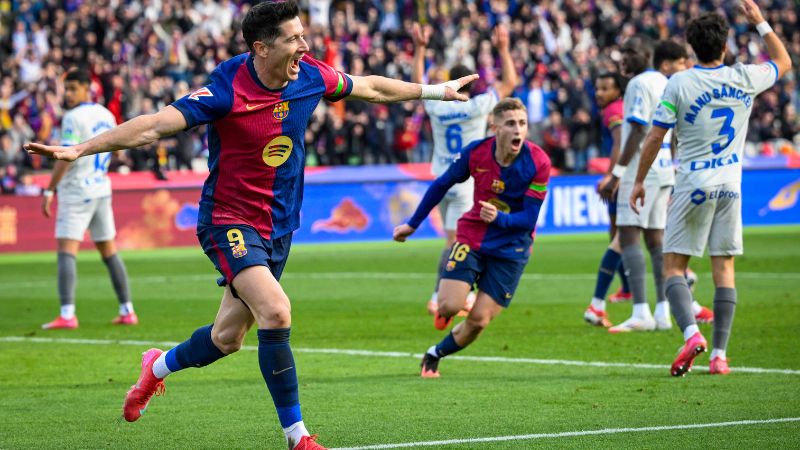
[328,417,800,450]
[1,336,799,376]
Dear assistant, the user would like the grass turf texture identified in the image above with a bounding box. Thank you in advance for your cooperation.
[1,226,798,449]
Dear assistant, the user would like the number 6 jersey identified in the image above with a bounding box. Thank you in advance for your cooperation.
[652,61,778,192]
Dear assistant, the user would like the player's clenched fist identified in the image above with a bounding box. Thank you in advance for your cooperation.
[478,200,498,223]
[393,223,416,242]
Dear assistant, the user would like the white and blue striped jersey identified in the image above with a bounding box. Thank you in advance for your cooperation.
[58,103,117,202]
[621,70,675,187]
[652,62,778,192]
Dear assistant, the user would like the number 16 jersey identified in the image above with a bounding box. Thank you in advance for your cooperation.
[652,61,778,192]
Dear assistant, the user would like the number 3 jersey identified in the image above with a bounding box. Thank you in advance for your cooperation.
[58,103,117,203]
[171,53,353,240]
[652,61,778,192]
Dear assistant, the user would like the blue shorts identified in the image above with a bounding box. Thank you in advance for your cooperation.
[197,224,292,289]
[440,242,527,307]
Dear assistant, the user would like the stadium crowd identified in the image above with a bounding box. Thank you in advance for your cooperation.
[0,0,799,194]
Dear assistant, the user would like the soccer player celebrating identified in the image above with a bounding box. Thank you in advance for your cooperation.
[411,22,519,316]
[599,38,687,333]
[630,0,791,376]
[393,98,550,378]
[40,68,137,329]
[25,2,477,448]
[584,71,631,327]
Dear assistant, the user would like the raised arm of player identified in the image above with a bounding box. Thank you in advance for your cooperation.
[629,125,669,214]
[493,23,519,99]
[25,106,188,162]
[741,0,792,78]
[411,23,430,85]
[349,72,478,104]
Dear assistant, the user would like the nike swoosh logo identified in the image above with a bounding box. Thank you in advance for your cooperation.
[272,366,294,375]
[246,103,267,111]
[475,168,488,172]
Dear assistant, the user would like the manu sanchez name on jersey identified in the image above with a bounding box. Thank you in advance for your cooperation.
[652,62,778,192]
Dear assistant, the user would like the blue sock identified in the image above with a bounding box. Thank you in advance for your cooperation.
[618,260,630,294]
[257,328,301,428]
[165,324,227,372]
[434,332,463,358]
[593,249,622,299]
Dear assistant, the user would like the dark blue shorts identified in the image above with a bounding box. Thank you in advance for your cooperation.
[197,224,292,288]
[440,241,527,308]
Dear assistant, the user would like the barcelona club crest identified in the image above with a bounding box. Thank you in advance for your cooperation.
[231,243,248,258]
[273,101,290,121]
[491,179,505,194]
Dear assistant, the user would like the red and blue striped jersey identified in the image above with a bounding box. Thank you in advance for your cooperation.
[408,136,551,259]
[172,53,353,239]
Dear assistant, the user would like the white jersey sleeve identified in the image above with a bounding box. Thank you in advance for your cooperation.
[739,61,779,96]
[57,104,117,202]
[624,76,657,126]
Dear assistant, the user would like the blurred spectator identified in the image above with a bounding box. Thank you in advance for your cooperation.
[0,0,797,183]
[14,168,41,196]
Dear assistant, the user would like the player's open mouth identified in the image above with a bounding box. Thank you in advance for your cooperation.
[511,138,522,148]
[290,57,301,74]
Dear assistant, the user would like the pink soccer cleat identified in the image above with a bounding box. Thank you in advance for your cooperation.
[584,305,612,327]
[420,353,441,378]
[292,434,327,450]
[709,356,730,375]
[42,316,78,330]
[112,312,139,325]
[122,348,165,422]
[695,306,714,324]
[608,288,632,303]
[671,332,707,377]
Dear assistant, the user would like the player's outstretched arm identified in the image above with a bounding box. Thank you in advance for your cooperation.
[348,73,479,103]
[741,0,792,78]
[411,23,430,85]
[630,125,669,214]
[25,106,188,161]
[493,23,519,99]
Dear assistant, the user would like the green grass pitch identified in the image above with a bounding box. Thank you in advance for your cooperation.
[1,226,799,449]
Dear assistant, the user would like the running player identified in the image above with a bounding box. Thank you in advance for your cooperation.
[630,0,791,376]
[393,98,550,378]
[411,22,519,316]
[40,68,136,330]
[599,38,686,333]
[584,71,631,327]
[25,2,477,448]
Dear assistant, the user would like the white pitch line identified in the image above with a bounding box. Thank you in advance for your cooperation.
[3,271,799,289]
[328,417,800,450]
[2,336,799,375]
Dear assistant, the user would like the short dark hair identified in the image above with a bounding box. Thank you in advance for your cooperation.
[686,13,728,63]
[242,0,301,51]
[622,34,654,60]
[64,67,91,85]
[653,40,688,69]
[449,64,474,94]
[596,72,627,95]
[492,97,526,118]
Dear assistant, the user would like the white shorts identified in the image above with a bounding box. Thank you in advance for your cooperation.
[664,183,742,257]
[616,182,670,229]
[55,196,117,242]
[438,180,473,231]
